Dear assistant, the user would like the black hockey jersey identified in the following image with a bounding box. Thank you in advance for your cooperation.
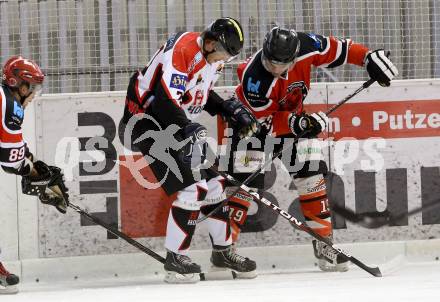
[0,85,27,169]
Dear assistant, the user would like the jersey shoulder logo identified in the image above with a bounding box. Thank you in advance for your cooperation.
[170,73,188,91]
[247,77,261,94]
[3,96,24,130]
[13,102,24,119]
[306,33,324,51]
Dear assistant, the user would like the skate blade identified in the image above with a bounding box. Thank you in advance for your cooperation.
[317,260,349,272]
[0,285,18,295]
[164,271,200,284]
[234,270,258,279]
[200,269,236,281]
[210,265,257,279]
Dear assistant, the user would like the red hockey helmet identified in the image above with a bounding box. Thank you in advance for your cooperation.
[2,55,44,88]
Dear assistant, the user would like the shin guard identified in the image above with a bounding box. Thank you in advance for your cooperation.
[165,206,200,254]
[295,174,332,237]
[226,188,252,243]
[164,181,207,254]
[200,201,232,247]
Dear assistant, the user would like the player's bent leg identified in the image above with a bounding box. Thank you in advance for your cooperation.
[200,177,257,279]
[0,262,19,294]
[295,174,349,272]
[163,181,208,283]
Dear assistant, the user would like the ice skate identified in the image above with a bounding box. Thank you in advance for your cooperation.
[163,250,201,283]
[211,245,257,279]
[312,238,349,272]
[0,262,19,295]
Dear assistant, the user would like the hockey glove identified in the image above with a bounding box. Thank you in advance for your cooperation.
[179,123,208,167]
[22,161,69,214]
[289,111,328,137]
[221,97,261,139]
[365,49,398,87]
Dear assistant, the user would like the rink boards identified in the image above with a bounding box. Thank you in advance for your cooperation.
[0,79,439,264]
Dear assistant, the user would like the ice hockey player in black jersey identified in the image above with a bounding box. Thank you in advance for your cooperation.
[0,56,70,294]
[225,27,398,273]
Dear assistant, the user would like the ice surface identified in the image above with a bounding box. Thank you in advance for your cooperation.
[2,260,439,302]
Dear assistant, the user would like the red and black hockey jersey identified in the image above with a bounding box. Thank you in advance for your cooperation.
[0,85,27,169]
[235,32,369,136]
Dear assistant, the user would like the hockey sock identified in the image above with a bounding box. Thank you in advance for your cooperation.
[296,174,332,237]
[226,188,252,243]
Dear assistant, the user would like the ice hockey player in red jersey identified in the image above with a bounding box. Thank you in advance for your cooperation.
[122,18,259,283]
[0,56,70,294]
[226,27,398,272]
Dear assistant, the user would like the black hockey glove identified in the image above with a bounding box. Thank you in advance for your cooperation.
[221,97,261,139]
[288,111,328,138]
[365,49,398,87]
[22,161,69,214]
[179,123,208,167]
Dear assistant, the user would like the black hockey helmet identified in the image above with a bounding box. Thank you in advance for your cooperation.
[201,17,244,57]
[263,27,300,64]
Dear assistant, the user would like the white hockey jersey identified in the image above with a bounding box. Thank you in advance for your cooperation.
[124,31,224,126]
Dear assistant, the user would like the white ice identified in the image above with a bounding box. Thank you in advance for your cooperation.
[2,260,439,302]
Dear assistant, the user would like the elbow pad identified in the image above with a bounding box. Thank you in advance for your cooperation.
[2,157,34,176]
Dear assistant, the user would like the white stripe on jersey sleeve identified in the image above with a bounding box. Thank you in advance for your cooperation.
[0,141,25,148]
[320,38,350,68]
[0,158,25,168]
[320,39,342,68]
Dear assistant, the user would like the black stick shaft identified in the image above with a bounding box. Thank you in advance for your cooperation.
[69,203,236,281]
[333,198,440,228]
[69,203,166,264]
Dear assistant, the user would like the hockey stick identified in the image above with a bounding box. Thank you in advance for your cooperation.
[331,197,440,229]
[215,175,382,277]
[68,203,236,281]
[198,79,376,223]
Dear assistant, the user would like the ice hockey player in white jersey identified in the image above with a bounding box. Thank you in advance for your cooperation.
[122,18,260,283]
[0,56,70,294]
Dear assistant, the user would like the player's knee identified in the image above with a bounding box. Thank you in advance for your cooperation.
[203,175,226,205]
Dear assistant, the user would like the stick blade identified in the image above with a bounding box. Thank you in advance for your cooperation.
[348,255,382,277]
[368,266,383,277]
